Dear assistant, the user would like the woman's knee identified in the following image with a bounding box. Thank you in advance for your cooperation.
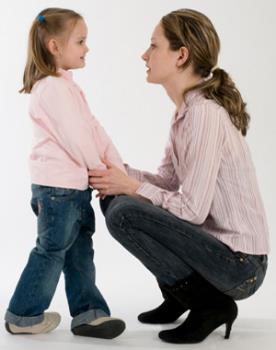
[105,196,144,234]
[105,196,130,227]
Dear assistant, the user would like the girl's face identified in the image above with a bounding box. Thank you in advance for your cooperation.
[57,19,89,70]
[141,23,183,85]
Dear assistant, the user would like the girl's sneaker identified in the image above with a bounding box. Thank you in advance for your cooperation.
[5,312,61,334]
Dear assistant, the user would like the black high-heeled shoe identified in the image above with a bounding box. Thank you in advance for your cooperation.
[159,297,238,343]
[158,273,238,343]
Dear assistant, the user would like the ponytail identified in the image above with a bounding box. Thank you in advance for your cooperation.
[186,68,250,136]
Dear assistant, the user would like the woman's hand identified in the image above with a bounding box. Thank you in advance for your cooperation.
[88,158,141,198]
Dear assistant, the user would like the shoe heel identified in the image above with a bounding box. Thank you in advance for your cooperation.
[5,322,13,334]
[224,320,233,339]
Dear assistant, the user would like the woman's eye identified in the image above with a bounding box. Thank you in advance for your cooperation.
[79,40,84,45]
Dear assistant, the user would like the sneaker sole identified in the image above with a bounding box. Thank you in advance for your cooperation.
[5,322,28,335]
[72,319,126,339]
[5,322,58,335]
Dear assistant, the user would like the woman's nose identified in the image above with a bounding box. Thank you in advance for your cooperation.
[141,50,148,61]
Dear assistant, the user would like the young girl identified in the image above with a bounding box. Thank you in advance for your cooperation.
[5,7,126,339]
[89,9,269,344]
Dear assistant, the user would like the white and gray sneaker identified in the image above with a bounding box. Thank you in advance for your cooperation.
[5,312,61,334]
[72,316,126,339]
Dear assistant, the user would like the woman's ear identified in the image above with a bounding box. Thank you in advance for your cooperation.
[176,46,189,67]
[47,38,62,58]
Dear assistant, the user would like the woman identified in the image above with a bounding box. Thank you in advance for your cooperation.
[89,9,269,344]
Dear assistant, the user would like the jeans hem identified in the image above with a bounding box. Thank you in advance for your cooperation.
[4,310,44,327]
[71,309,109,329]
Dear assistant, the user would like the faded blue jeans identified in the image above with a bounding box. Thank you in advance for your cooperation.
[101,195,267,300]
[5,185,110,329]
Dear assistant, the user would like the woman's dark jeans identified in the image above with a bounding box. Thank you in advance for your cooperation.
[101,195,267,300]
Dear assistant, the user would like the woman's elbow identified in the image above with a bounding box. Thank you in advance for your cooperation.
[180,206,207,225]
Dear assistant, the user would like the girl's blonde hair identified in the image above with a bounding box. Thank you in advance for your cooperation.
[20,7,83,94]
[161,9,250,136]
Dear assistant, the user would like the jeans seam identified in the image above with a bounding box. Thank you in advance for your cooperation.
[124,211,201,242]
[119,215,180,281]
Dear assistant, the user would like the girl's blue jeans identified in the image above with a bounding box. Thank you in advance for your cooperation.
[5,184,110,329]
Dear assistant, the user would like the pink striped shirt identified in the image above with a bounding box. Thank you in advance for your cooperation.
[127,90,269,254]
[29,68,126,190]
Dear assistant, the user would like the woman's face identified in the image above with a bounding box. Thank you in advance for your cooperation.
[142,23,182,85]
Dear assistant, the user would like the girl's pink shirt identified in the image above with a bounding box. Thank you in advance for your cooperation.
[29,68,126,190]
[126,90,270,254]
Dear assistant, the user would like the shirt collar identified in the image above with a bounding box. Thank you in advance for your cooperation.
[173,89,203,124]
[57,68,73,81]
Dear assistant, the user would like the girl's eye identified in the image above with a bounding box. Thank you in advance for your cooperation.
[79,40,84,45]
[150,43,156,49]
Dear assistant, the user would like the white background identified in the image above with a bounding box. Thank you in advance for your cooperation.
[0,0,275,337]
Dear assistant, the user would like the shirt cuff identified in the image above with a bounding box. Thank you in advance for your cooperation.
[136,182,163,206]
[124,164,142,181]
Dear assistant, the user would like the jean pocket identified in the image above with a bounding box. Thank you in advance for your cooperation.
[224,265,266,300]
[50,187,78,198]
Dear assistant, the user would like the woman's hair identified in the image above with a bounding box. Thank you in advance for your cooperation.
[161,9,250,136]
[20,8,83,94]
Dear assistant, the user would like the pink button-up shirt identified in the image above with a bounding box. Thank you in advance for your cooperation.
[127,90,269,254]
[29,69,126,190]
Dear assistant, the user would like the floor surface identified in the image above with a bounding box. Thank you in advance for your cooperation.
[1,316,275,350]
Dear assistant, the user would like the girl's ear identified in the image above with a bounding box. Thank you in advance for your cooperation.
[176,46,189,67]
[47,38,62,57]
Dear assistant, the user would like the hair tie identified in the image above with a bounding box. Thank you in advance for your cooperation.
[37,15,45,24]
[211,65,219,73]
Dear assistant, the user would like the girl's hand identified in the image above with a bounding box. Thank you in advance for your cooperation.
[88,158,141,197]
